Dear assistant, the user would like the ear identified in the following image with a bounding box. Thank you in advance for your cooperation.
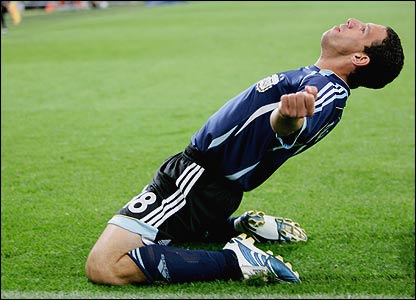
[351,53,370,67]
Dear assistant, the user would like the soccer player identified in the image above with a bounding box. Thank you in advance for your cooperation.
[85,18,404,285]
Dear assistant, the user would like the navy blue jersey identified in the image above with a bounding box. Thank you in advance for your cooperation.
[191,65,350,191]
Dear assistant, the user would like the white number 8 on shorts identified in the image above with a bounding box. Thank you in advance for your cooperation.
[126,191,157,214]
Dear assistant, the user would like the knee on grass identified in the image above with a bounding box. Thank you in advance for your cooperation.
[85,249,146,285]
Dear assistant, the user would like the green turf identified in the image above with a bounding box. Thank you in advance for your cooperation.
[1,1,415,298]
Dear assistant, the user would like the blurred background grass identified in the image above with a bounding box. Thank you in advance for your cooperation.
[1,1,414,298]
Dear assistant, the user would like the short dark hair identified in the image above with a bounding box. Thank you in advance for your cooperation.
[347,27,404,89]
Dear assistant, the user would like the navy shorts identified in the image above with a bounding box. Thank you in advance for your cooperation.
[108,145,243,245]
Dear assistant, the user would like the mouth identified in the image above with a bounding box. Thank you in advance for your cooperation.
[338,24,348,32]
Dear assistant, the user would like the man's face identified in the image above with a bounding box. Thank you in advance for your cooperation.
[321,18,387,56]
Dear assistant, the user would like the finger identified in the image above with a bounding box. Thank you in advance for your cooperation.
[304,95,315,116]
[279,95,290,116]
[305,86,318,100]
[294,92,306,117]
[288,93,298,117]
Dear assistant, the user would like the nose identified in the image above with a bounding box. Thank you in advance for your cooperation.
[347,18,363,29]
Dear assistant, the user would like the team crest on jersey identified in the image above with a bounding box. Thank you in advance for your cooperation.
[256,74,283,92]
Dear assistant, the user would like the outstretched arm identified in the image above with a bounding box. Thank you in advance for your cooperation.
[270,86,318,136]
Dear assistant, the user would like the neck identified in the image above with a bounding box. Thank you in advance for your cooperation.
[315,56,351,86]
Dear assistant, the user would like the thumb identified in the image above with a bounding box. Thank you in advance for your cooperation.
[305,86,318,99]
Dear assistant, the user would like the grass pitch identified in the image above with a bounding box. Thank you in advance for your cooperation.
[1,1,414,299]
